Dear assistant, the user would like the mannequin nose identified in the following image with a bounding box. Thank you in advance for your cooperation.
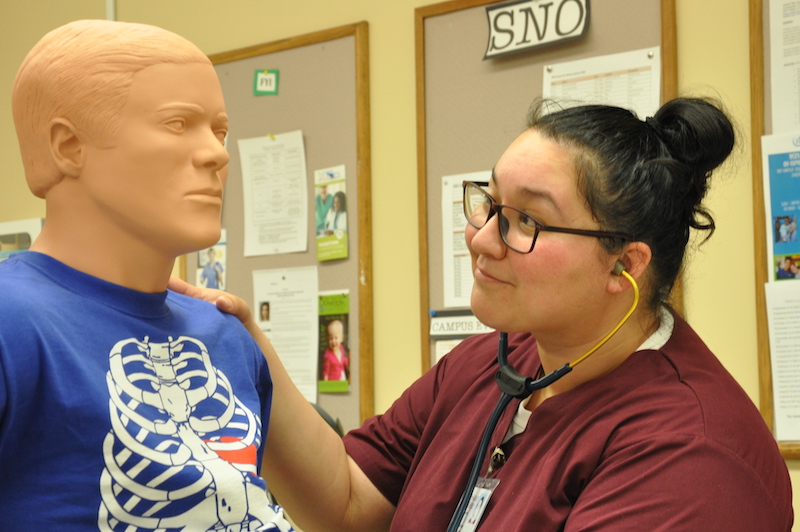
[195,131,230,170]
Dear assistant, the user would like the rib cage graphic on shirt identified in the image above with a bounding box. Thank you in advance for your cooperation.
[97,335,279,531]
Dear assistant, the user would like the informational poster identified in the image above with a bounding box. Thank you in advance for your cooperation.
[253,266,319,403]
[196,229,227,290]
[762,133,800,281]
[765,281,800,440]
[318,290,350,394]
[238,130,308,257]
[441,171,490,308]
[0,218,43,262]
[543,47,661,120]
[314,164,348,261]
[429,310,494,364]
[769,0,800,133]
[762,131,800,440]
[434,338,463,364]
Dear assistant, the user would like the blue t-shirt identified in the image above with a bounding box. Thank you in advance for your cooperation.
[0,252,292,530]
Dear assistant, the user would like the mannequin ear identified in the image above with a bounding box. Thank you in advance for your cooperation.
[48,118,85,178]
[608,241,652,294]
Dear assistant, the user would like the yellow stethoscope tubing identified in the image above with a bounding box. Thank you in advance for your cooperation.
[568,268,640,369]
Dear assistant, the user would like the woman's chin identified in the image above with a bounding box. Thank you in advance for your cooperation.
[471,303,530,334]
[471,303,506,332]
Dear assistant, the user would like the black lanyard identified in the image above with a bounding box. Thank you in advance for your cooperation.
[445,332,573,532]
[445,267,640,531]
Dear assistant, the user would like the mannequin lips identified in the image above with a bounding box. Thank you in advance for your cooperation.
[186,188,222,201]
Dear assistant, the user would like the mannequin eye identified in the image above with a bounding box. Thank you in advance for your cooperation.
[214,128,228,145]
[163,118,187,133]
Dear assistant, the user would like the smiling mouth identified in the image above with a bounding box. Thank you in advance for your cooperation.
[474,266,506,284]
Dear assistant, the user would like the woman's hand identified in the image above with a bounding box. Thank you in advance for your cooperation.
[168,276,254,327]
[167,276,393,531]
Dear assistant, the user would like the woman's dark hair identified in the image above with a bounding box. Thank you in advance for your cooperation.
[528,97,735,309]
[333,191,347,212]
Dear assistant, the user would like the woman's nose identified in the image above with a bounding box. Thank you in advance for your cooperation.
[466,212,507,258]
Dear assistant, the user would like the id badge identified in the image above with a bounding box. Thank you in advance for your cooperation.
[456,477,500,532]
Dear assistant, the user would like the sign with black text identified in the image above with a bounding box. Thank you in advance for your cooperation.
[485,0,589,59]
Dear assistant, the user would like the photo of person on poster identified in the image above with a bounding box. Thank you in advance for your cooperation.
[314,166,349,261]
[318,316,350,392]
[776,255,800,279]
[198,246,225,289]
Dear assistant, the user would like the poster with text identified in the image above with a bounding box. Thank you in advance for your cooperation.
[314,165,348,261]
[318,290,350,394]
[762,133,800,281]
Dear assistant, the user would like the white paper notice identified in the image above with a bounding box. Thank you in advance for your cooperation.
[253,266,319,403]
[442,172,490,308]
[766,281,800,440]
[434,339,463,364]
[238,130,308,257]
[543,47,661,120]
[769,0,800,133]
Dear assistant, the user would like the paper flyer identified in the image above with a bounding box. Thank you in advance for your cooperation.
[762,133,800,281]
[314,164,348,261]
[442,172,490,308]
[238,130,308,257]
[252,266,319,403]
[318,290,350,394]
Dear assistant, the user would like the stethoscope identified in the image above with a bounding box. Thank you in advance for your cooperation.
[445,262,640,532]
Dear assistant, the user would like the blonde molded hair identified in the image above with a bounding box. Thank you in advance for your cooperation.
[12,19,212,197]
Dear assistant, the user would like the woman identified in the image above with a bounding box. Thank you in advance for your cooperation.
[172,97,793,531]
[323,191,347,235]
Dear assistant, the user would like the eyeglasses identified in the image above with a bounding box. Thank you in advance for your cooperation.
[462,180,632,254]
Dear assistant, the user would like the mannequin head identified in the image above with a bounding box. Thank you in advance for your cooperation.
[12,19,213,198]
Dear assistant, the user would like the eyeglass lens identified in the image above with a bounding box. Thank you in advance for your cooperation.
[463,182,537,253]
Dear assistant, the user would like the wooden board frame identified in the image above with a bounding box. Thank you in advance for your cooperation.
[749,0,800,458]
[198,22,373,426]
[416,0,678,371]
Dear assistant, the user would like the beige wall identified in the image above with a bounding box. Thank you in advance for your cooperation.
[2,0,796,524]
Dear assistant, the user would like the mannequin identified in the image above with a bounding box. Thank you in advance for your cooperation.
[1,20,293,531]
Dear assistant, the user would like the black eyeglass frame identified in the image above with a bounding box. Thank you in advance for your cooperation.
[462,180,633,254]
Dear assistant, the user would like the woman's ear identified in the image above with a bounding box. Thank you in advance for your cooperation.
[608,241,652,293]
[48,118,84,178]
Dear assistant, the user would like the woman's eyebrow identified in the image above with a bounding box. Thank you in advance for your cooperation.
[490,169,562,215]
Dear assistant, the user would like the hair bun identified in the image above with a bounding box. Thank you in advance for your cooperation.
[651,97,735,177]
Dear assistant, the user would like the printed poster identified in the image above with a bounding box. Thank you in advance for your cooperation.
[314,165,348,261]
[318,290,350,394]
[762,133,800,281]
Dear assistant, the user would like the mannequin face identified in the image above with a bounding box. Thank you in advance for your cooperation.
[78,62,229,257]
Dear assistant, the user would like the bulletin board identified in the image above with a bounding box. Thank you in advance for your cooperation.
[416,0,678,370]
[186,22,372,432]
[750,0,800,458]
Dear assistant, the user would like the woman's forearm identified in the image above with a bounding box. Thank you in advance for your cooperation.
[167,278,394,531]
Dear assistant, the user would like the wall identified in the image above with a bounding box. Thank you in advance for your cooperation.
[1,0,796,524]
